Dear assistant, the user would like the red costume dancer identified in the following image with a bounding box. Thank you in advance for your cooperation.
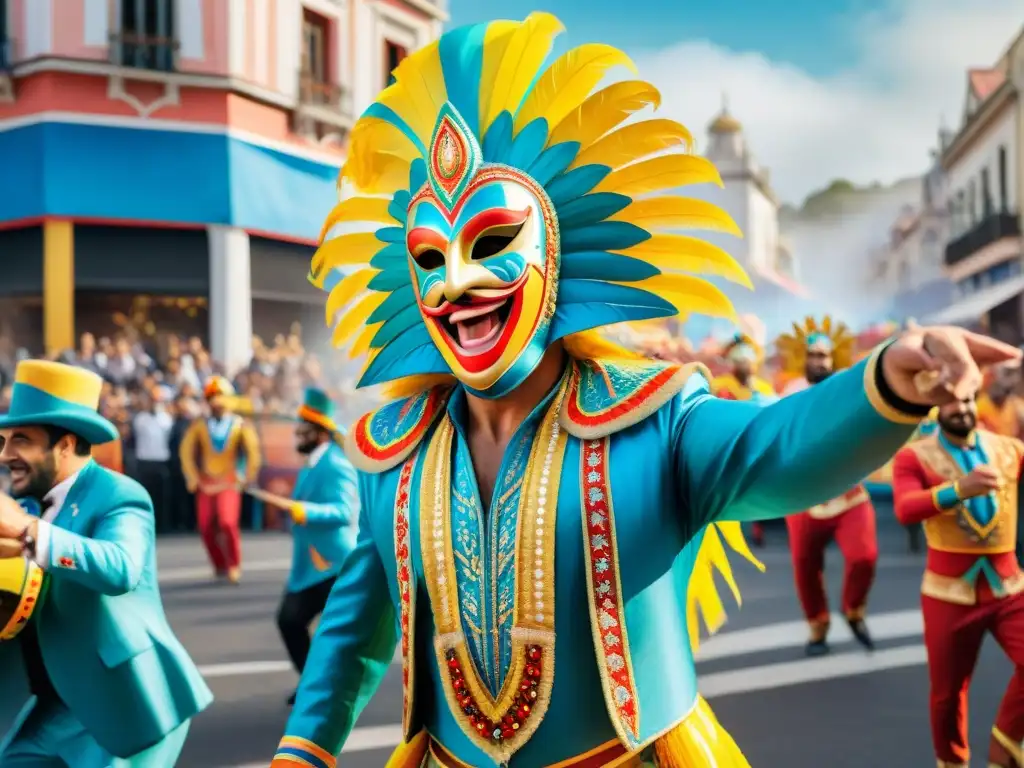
[711,332,776,547]
[178,376,261,584]
[777,316,877,655]
[893,392,1024,768]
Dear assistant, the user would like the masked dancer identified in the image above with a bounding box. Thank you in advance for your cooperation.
[268,14,1017,768]
[893,390,1024,768]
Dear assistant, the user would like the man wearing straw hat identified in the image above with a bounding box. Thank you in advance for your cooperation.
[0,360,211,766]
[243,388,359,706]
[179,375,261,585]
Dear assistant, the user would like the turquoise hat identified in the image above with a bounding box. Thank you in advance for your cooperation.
[0,361,118,445]
[297,388,339,433]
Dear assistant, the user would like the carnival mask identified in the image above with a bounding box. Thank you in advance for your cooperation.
[405,104,558,398]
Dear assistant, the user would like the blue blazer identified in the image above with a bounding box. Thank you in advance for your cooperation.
[288,443,360,593]
[0,461,213,757]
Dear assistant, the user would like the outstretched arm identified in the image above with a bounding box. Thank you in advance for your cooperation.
[678,345,924,529]
[292,458,359,528]
[891,447,951,525]
[273,476,397,766]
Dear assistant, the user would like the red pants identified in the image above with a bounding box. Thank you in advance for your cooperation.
[785,501,877,625]
[923,582,1024,765]
[196,489,242,573]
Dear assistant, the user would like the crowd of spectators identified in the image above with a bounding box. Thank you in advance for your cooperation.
[0,324,368,534]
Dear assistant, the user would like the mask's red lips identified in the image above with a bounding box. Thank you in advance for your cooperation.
[420,272,528,318]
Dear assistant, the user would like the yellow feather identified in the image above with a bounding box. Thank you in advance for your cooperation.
[312,233,387,278]
[569,118,693,170]
[562,330,642,362]
[615,234,752,288]
[319,198,398,242]
[611,197,742,237]
[383,374,457,400]
[483,12,565,134]
[382,41,447,145]
[348,321,381,359]
[478,21,521,134]
[594,154,722,196]
[345,118,417,193]
[547,80,661,150]
[622,274,738,321]
[325,269,376,325]
[331,293,386,348]
[514,43,636,133]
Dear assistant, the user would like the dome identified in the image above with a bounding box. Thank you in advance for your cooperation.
[709,109,742,134]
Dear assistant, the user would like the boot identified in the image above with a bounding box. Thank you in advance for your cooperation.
[847,616,874,652]
[805,619,830,657]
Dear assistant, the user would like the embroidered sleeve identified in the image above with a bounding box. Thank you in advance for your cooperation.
[892,447,947,524]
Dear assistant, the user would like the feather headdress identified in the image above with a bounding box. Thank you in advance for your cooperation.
[776,315,855,374]
[311,13,749,393]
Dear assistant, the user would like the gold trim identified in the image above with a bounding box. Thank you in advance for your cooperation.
[0,561,45,641]
[992,726,1023,766]
[419,379,568,763]
[863,345,924,425]
[394,456,418,740]
[921,568,1024,606]
[807,485,869,519]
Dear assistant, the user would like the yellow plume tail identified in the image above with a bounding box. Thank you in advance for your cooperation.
[313,233,390,278]
[594,155,722,196]
[616,235,751,288]
[325,269,375,325]
[626,274,739,321]
[611,197,743,237]
[332,293,386,348]
[547,80,661,150]
[319,197,398,242]
[570,118,693,170]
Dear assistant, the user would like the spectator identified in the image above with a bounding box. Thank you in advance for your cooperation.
[106,336,139,386]
[168,394,199,532]
[132,390,175,533]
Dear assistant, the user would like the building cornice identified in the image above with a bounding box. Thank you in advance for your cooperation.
[942,81,1017,169]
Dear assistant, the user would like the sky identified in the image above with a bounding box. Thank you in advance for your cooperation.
[446,0,1024,204]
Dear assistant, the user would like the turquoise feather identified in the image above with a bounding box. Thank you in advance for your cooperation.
[359,341,451,388]
[375,226,406,244]
[438,24,486,139]
[559,251,659,282]
[368,269,411,292]
[545,164,611,206]
[550,302,674,342]
[527,141,580,187]
[369,242,406,270]
[556,278,674,309]
[388,192,410,222]
[560,221,650,254]
[409,159,427,194]
[556,192,631,229]
[482,111,515,163]
[361,103,427,158]
[504,117,549,172]
[370,303,424,348]
[367,284,416,325]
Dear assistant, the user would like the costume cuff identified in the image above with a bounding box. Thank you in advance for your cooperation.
[863,343,933,425]
[291,503,307,526]
[274,736,336,768]
[34,520,52,570]
[931,482,960,511]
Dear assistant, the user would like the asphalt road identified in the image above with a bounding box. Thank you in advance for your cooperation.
[151,510,1015,766]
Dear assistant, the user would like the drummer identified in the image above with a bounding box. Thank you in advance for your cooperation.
[0,361,212,767]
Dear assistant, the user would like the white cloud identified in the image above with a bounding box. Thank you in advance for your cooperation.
[631,0,1023,203]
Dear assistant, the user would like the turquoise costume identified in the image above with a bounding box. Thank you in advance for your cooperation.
[0,362,212,767]
[287,442,360,593]
[272,13,927,768]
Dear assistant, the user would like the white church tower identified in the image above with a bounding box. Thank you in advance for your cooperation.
[701,96,797,283]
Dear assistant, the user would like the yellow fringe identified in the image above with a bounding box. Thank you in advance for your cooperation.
[687,521,765,652]
[653,695,751,767]
[385,730,429,768]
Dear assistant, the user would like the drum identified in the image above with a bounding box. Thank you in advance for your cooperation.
[0,557,47,641]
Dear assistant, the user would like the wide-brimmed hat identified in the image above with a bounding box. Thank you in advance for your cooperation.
[203,376,236,405]
[0,360,118,445]
[297,388,339,434]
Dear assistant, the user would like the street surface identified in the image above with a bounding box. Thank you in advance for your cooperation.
[102,510,1024,765]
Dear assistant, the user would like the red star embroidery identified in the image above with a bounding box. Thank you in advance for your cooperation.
[58,557,75,569]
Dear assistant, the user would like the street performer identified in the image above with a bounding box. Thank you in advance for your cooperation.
[711,332,777,402]
[0,360,212,766]
[777,316,877,655]
[244,388,359,706]
[179,375,261,585]
[269,13,1019,768]
[893,390,1024,768]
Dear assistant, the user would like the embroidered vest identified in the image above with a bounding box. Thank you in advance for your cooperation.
[196,416,244,480]
[909,432,1020,555]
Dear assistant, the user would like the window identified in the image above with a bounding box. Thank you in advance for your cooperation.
[999,145,1009,212]
[118,0,175,71]
[384,40,407,89]
[982,167,993,217]
[0,0,8,69]
[302,10,329,83]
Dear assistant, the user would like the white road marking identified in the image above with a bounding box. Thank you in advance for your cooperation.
[695,608,922,661]
[199,660,293,678]
[159,558,291,583]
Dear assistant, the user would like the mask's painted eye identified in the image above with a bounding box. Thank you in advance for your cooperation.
[471,220,526,261]
[414,248,446,270]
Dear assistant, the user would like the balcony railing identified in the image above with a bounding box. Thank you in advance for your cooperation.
[108,31,178,73]
[945,211,1021,267]
[297,71,353,129]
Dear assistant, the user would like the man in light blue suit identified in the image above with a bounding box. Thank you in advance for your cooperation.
[250,388,359,706]
[0,360,212,766]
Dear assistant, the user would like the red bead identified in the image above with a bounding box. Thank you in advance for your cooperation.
[516,704,531,722]
[448,657,460,670]
[525,664,540,679]
[519,680,531,692]
[527,646,541,662]
[476,720,488,733]
[501,725,515,739]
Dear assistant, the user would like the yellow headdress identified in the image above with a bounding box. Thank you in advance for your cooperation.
[776,315,855,374]
[309,12,749,394]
